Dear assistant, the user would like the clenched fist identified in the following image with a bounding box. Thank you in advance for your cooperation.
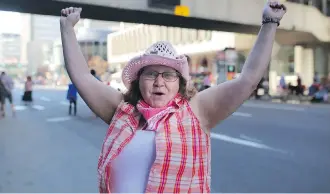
[60,7,82,27]
[262,0,287,25]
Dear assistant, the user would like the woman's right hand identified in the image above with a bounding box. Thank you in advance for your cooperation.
[60,7,82,27]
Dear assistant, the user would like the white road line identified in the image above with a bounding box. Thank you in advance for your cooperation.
[232,112,252,117]
[46,116,72,122]
[14,105,27,111]
[40,96,51,102]
[243,103,305,112]
[239,134,262,144]
[32,105,45,111]
[211,133,270,150]
[210,133,288,154]
[60,101,69,106]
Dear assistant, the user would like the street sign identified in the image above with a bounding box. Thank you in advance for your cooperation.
[174,5,190,17]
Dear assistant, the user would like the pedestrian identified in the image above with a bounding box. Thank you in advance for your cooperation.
[0,78,6,118]
[0,71,15,117]
[60,1,286,193]
[67,82,78,116]
[22,76,33,106]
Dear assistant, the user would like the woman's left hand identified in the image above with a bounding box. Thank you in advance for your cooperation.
[263,0,287,21]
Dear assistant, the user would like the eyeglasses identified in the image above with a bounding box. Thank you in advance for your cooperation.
[141,71,179,82]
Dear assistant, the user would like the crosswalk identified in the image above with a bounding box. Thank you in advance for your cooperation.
[14,102,65,112]
[32,105,46,110]
[11,95,312,124]
[60,101,70,106]
[46,116,72,122]
[40,96,51,102]
[14,105,27,111]
[13,96,82,112]
[14,96,254,119]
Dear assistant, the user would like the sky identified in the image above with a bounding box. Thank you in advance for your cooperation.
[0,11,22,34]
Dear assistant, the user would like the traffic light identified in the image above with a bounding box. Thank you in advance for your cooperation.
[227,65,235,73]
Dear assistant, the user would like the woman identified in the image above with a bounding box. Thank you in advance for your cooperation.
[22,76,33,105]
[60,1,286,193]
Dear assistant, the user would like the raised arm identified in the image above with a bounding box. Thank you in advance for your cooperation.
[60,7,122,124]
[191,0,287,130]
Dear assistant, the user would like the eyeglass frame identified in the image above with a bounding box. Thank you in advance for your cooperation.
[139,69,180,82]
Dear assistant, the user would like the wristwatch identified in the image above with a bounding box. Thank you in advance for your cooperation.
[262,17,280,26]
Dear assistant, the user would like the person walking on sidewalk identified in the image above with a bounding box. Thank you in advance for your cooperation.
[60,1,286,192]
[0,72,15,117]
[66,82,78,116]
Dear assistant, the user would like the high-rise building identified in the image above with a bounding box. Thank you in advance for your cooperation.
[20,14,61,75]
[19,12,134,78]
[0,33,21,64]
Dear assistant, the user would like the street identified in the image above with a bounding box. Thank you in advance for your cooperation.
[1,87,330,193]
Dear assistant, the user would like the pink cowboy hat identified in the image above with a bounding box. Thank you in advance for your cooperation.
[122,41,189,89]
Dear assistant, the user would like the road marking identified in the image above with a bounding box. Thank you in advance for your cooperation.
[14,105,27,111]
[32,105,45,110]
[211,133,287,154]
[60,101,69,106]
[40,96,51,102]
[239,134,262,143]
[47,116,72,122]
[243,103,305,112]
[232,112,252,117]
[211,133,270,150]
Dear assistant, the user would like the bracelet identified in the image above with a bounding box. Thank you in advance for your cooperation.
[262,18,280,26]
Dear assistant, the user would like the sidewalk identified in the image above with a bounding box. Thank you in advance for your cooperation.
[252,94,330,105]
[13,83,330,105]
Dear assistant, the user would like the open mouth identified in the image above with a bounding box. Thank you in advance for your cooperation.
[153,92,165,96]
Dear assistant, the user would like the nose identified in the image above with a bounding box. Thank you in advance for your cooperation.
[153,74,165,87]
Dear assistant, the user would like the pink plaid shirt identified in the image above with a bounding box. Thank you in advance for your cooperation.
[98,96,211,193]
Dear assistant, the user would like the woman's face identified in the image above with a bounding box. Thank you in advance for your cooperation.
[139,65,180,108]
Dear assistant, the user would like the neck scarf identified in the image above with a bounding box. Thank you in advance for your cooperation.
[136,95,180,131]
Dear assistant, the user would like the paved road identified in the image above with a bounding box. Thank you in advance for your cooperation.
[1,87,330,193]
